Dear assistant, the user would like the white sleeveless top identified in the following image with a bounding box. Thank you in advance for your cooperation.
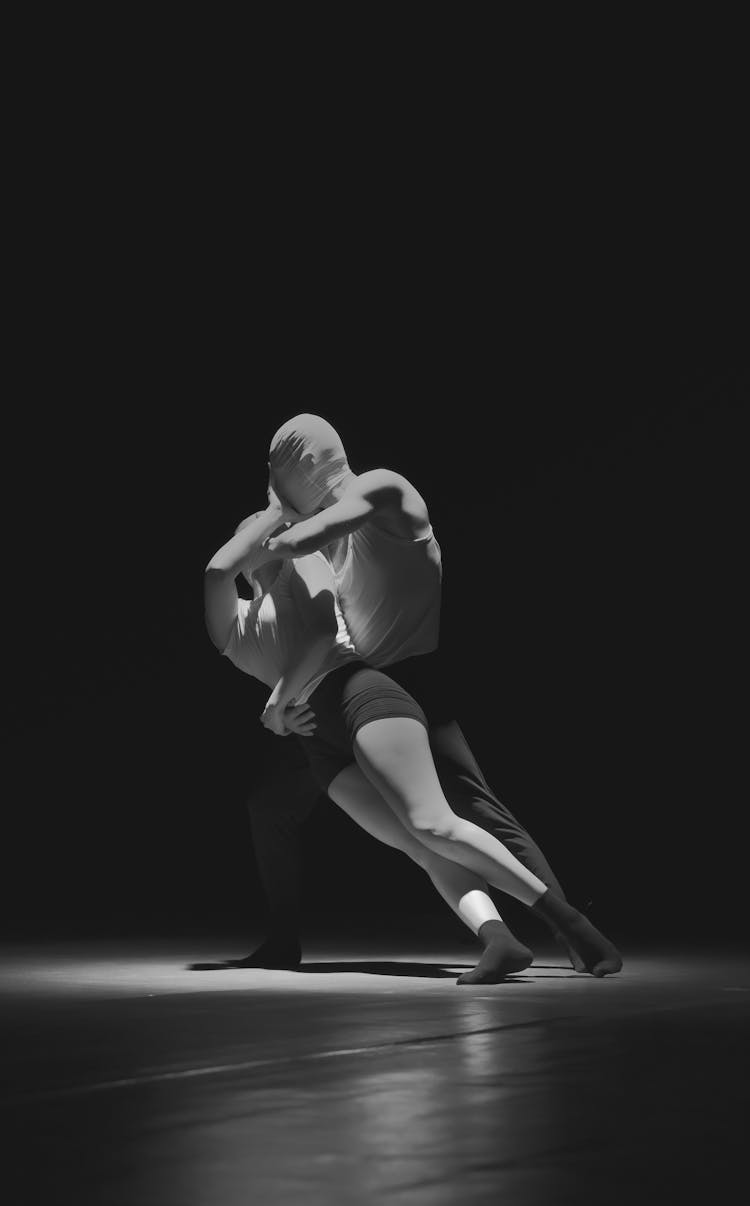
[330,519,442,668]
[221,555,358,702]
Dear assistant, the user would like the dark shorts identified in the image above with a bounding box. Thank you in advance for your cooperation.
[297,661,428,793]
[383,652,455,725]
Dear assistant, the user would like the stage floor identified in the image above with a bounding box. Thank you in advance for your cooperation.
[1,939,748,1204]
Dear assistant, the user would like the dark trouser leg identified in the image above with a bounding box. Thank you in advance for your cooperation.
[427,721,589,968]
[247,764,321,943]
[428,720,567,899]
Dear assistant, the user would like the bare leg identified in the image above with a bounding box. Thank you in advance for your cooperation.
[353,719,622,976]
[328,765,533,980]
[354,719,548,902]
[329,765,499,929]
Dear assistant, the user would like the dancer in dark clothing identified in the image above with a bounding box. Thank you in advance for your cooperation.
[241,714,570,972]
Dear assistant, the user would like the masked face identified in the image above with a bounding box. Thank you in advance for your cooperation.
[269,414,351,513]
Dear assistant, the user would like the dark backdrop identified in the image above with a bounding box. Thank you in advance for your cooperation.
[5,51,746,947]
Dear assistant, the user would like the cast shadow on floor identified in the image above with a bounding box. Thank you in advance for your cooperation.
[187,958,575,978]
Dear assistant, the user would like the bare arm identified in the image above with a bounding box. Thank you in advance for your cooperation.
[205,503,286,577]
[203,570,240,651]
[204,503,288,650]
[264,469,430,560]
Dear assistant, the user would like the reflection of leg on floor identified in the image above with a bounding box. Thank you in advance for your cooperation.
[329,765,533,982]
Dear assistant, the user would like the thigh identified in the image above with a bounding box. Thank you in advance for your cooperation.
[353,717,455,831]
[302,662,431,798]
[327,764,430,865]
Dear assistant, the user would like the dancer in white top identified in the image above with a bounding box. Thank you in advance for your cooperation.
[207,453,623,977]
[207,523,534,980]
[258,415,621,975]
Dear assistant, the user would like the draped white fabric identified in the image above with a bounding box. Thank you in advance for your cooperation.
[269,414,352,514]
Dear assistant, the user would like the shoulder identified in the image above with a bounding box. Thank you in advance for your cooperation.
[354,468,411,501]
[352,469,431,538]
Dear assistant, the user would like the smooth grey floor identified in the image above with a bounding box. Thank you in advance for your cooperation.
[1,939,748,1205]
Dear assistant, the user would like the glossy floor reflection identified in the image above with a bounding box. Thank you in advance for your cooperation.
[1,940,748,1204]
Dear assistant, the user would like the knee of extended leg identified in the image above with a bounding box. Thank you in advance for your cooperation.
[410,814,459,842]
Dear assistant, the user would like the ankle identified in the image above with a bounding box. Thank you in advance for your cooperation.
[477,919,509,946]
[530,890,578,927]
[265,934,302,951]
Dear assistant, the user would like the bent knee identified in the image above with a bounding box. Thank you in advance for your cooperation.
[411,814,461,842]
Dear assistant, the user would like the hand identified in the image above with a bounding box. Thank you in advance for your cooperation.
[261,698,317,738]
[281,703,317,737]
[260,698,290,736]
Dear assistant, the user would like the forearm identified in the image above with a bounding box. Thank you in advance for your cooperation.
[206,504,284,577]
[266,508,368,560]
[264,519,333,560]
[264,468,409,560]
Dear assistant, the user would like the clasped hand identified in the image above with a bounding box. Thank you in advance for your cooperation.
[260,700,317,737]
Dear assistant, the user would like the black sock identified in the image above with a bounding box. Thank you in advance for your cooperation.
[553,930,587,973]
[226,936,302,970]
[531,892,622,977]
[456,920,533,985]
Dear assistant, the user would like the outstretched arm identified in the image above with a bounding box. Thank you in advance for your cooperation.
[264,469,429,560]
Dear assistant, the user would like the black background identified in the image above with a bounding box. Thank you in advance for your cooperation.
[5,34,746,948]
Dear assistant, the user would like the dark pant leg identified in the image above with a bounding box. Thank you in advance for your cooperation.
[247,763,322,940]
[428,720,567,900]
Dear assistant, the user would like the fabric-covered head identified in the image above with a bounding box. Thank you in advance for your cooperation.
[269,414,351,514]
